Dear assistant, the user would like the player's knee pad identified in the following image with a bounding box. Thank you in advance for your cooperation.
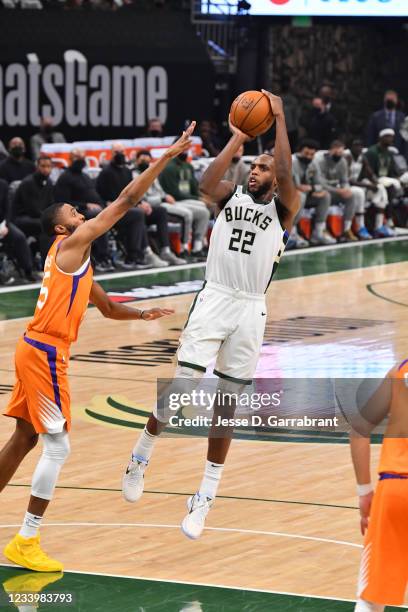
[41,431,71,466]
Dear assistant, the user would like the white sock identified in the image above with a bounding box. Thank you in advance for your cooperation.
[19,511,42,539]
[198,460,224,500]
[313,222,325,237]
[161,246,171,254]
[131,427,157,464]
[192,240,202,253]
[182,243,189,251]
[354,599,384,612]
[375,213,384,229]
[344,220,352,231]
[145,246,153,255]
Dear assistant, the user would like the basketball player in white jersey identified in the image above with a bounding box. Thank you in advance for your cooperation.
[122,91,300,538]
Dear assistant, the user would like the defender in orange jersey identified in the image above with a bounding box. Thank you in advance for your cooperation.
[0,123,195,573]
[349,362,408,611]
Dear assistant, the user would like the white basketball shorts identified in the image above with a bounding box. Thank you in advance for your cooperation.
[177,280,267,384]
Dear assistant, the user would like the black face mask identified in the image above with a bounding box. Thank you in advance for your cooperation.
[137,162,149,173]
[71,159,86,172]
[298,155,312,165]
[112,152,126,166]
[149,130,161,138]
[331,154,342,163]
[10,146,24,159]
[178,153,188,162]
[385,99,396,110]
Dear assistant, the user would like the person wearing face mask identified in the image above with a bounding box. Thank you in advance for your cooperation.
[30,117,66,161]
[0,138,35,185]
[316,140,363,242]
[12,156,55,261]
[0,178,42,284]
[158,143,210,261]
[291,139,335,247]
[96,144,182,268]
[54,149,113,273]
[143,118,164,139]
[366,90,406,155]
[223,144,250,186]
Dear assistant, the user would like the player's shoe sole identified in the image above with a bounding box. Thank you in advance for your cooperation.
[4,534,63,572]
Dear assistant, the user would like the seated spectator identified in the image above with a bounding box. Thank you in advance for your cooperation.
[0,178,41,283]
[132,150,197,263]
[158,147,210,260]
[143,118,164,138]
[96,143,182,267]
[366,90,406,155]
[199,120,223,157]
[346,140,393,238]
[0,138,35,184]
[223,144,250,186]
[316,140,368,242]
[12,155,55,260]
[30,117,66,161]
[292,139,335,247]
[365,129,404,199]
[54,148,113,272]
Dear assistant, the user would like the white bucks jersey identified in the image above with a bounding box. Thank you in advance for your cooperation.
[205,185,288,294]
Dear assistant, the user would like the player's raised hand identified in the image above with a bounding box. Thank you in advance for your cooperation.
[359,491,373,535]
[228,114,252,142]
[141,307,175,321]
[167,121,196,159]
[261,89,284,118]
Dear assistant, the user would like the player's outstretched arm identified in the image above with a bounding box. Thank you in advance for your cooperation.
[199,118,250,207]
[63,123,195,249]
[90,282,175,321]
[261,90,299,230]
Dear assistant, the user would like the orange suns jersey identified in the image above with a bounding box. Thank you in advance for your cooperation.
[378,359,408,475]
[26,236,93,345]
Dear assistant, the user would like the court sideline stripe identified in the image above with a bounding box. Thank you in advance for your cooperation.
[6,483,358,510]
[0,521,363,549]
[0,562,359,604]
[1,235,407,296]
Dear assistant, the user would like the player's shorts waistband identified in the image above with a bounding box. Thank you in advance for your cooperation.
[379,472,408,480]
[24,330,70,351]
[205,281,265,301]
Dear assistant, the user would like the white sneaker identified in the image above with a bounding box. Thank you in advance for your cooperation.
[122,457,147,503]
[181,493,213,540]
[310,230,336,246]
[144,251,169,268]
[160,250,187,266]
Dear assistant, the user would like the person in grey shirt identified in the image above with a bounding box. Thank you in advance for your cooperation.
[30,117,66,161]
[316,140,360,242]
[132,150,205,260]
[292,139,335,246]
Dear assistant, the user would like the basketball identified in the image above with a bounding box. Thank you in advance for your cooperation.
[230,90,275,137]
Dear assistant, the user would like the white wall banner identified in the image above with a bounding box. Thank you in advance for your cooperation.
[238,0,407,17]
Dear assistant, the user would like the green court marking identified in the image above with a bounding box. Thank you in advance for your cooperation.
[6,483,358,511]
[0,566,405,611]
[1,240,408,320]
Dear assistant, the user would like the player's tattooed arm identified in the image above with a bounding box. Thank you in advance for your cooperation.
[63,123,195,248]
[90,282,175,321]
[199,116,250,210]
[262,90,300,231]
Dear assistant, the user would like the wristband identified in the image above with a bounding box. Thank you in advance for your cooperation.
[357,483,373,496]
[140,310,145,320]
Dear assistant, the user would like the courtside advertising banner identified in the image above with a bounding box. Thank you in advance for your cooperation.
[236,0,408,16]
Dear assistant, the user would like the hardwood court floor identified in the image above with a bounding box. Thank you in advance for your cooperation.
[0,239,407,611]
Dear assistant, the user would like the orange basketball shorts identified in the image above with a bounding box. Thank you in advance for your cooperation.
[4,332,71,435]
[357,475,408,606]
